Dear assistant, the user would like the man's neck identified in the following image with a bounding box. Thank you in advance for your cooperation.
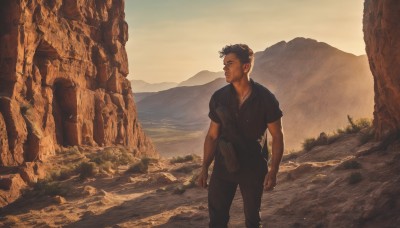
[232,76,251,97]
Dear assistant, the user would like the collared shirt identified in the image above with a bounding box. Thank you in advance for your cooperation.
[208,79,283,179]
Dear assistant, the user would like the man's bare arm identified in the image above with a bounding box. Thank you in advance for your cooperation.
[264,118,284,191]
[198,120,220,188]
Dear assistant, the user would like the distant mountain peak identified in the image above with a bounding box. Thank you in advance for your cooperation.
[178,70,224,87]
[286,37,332,50]
[289,37,318,44]
[196,70,213,74]
[261,37,354,58]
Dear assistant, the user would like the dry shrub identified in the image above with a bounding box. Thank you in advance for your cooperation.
[89,147,136,167]
[86,147,141,175]
[344,116,372,134]
[170,154,200,164]
[32,180,70,197]
[126,157,152,174]
[302,116,372,151]
[77,162,99,179]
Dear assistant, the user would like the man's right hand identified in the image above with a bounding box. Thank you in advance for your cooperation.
[197,168,209,188]
[198,121,220,189]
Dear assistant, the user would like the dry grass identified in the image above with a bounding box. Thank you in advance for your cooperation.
[76,162,99,179]
[25,179,71,198]
[126,157,154,174]
[170,154,200,164]
[302,116,372,151]
[48,146,144,180]
[88,147,136,167]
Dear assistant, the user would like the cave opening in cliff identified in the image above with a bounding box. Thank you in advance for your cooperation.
[52,79,78,146]
[34,40,60,59]
[0,1,18,93]
[33,40,60,74]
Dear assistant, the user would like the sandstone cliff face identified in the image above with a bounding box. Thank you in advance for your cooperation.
[363,0,400,139]
[0,0,157,168]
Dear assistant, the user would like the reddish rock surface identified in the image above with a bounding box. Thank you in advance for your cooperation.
[0,0,157,205]
[0,174,27,207]
[363,0,400,139]
[0,0,157,166]
[18,162,46,185]
[0,112,13,166]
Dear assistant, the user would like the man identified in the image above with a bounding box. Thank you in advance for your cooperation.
[198,44,284,228]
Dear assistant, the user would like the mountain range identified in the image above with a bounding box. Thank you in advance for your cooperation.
[135,37,374,155]
[136,78,226,126]
[250,37,374,149]
[130,80,178,93]
[177,70,224,87]
[131,70,224,94]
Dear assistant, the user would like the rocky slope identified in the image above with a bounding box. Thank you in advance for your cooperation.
[0,0,156,207]
[363,0,400,139]
[1,127,399,227]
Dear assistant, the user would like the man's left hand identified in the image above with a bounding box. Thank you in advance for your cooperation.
[263,172,277,191]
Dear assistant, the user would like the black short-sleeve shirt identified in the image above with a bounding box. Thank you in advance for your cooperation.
[208,79,283,179]
[209,79,282,141]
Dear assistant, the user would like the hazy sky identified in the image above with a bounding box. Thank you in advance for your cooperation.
[125,0,365,83]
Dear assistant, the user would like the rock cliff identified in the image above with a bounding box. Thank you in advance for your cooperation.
[0,0,157,205]
[363,0,400,139]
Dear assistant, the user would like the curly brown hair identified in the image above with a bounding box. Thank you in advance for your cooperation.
[219,44,254,64]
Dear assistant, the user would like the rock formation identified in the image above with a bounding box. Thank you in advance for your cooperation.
[363,0,400,139]
[0,0,157,205]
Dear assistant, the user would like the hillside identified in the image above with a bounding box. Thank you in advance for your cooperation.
[130,71,223,93]
[133,92,156,103]
[137,78,226,126]
[136,79,226,157]
[177,71,224,87]
[251,38,374,149]
[130,80,178,93]
[1,126,399,227]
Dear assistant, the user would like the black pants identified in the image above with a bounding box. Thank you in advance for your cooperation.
[208,171,265,228]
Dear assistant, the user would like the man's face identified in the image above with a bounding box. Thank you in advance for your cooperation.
[223,53,248,83]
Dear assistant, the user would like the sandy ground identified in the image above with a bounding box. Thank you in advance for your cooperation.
[1,131,400,227]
